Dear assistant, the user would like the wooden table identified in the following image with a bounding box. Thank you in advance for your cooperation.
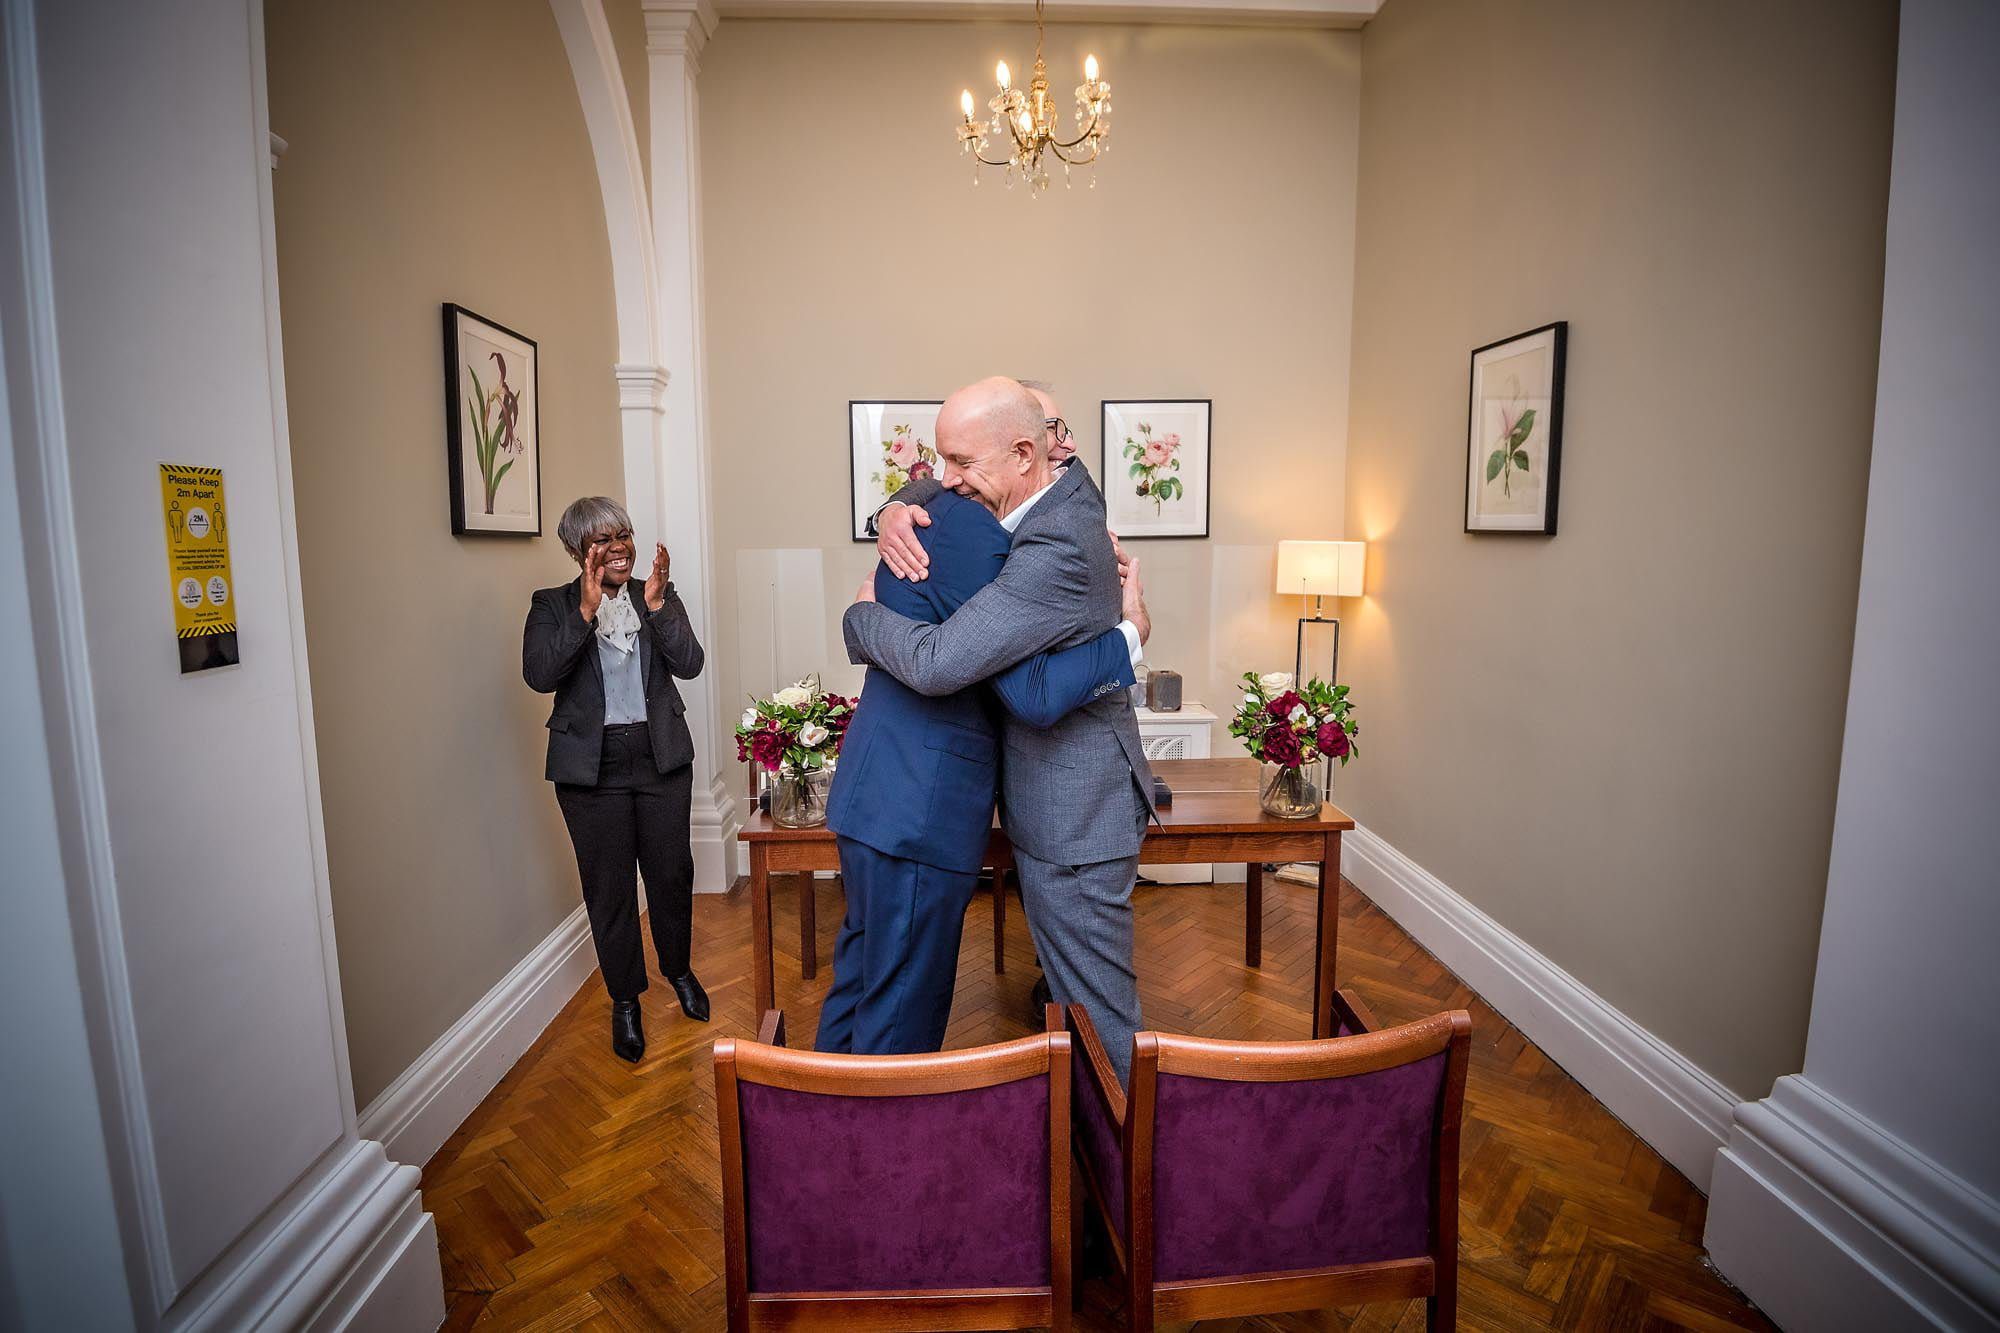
[738,758,1357,1039]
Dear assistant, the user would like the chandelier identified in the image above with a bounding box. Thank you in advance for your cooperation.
[954,0,1112,193]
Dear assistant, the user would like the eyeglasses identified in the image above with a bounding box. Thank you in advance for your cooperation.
[1046,417,1072,444]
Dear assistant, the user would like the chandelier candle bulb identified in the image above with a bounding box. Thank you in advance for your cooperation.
[996,60,1010,89]
[1085,54,1099,80]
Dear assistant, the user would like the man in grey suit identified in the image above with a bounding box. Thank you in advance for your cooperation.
[845,376,1156,1082]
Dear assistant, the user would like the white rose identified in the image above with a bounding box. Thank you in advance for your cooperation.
[799,722,829,747]
[772,685,811,709]
[1258,671,1294,694]
[741,707,759,729]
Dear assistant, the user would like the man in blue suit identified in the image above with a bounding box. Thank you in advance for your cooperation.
[816,488,1140,1055]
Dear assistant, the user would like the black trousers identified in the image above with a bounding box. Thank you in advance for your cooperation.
[554,723,695,1002]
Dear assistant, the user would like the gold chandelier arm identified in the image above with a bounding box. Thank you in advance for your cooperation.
[1050,140,1098,165]
[975,149,1015,166]
[1051,108,1103,151]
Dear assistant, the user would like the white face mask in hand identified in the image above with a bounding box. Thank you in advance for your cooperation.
[594,583,640,656]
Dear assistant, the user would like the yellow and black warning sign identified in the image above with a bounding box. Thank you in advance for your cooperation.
[159,463,240,673]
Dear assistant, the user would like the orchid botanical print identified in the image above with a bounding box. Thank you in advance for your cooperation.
[1101,399,1212,538]
[444,304,541,535]
[1465,323,1566,534]
[848,401,943,540]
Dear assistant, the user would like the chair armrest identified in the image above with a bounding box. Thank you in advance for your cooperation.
[757,1009,787,1048]
[1331,987,1383,1036]
[1064,1005,1127,1127]
[1044,1003,1065,1034]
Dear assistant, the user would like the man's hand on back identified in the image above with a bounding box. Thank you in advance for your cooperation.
[1113,534,1151,646]
[876,502,932,582]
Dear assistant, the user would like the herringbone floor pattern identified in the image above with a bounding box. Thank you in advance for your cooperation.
[423,874,1772,1331]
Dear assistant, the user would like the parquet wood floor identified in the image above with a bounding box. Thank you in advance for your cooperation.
[422,873,1772,1331]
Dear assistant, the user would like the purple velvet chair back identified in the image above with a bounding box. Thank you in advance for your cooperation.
[737,1076,1051,1291]
[1149,1049,1447,1281]
[715,1021,1073,1332]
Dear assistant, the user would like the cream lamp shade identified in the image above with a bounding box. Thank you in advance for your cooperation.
[1275,540,1365,599]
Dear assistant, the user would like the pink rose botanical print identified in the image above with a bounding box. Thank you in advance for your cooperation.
[1122,422,1184,512]
[1100,399,1211,538]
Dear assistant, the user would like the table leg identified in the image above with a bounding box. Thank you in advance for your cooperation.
[1312,831,1342,1038]
[751,844,774,1019]
[1245,862,1264,968]
[993,871,1008,974]
[799,873,817,980]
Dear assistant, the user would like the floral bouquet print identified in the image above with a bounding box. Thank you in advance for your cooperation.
[871,423,939,500]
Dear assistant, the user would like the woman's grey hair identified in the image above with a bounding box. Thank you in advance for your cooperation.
[556,496,633,562]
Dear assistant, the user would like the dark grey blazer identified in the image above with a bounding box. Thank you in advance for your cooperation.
[843,463,1155,865]
[522,577,704,786]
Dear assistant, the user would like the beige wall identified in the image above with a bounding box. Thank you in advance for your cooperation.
[699,19,1359,751]
[1340,0,1896,1098]
[268,0,627,1108]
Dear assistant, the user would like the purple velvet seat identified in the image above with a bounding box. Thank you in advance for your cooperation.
[714,1008,1073,1332]
[1067,991,1472,1332]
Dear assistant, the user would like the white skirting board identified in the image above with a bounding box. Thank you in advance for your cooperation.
[1339,825,1741,1191]
[359,904,597,1170]
[170,1139,443,1332]
[1704,1076,2000,1331]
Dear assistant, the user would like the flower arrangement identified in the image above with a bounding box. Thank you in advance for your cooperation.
[872,422,938,500]
[1228,671,1357,769]
[734,674,854,776]
[1121,422,1183,513]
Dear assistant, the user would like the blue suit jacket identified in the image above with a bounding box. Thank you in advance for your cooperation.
[826,491,1135,872]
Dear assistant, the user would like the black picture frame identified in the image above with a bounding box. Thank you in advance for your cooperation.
[1099,398,1213,540]
[1464,321,1566,536]
[443,303,542,536]
[848,399,944,541]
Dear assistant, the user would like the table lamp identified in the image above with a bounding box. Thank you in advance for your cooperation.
[1275,539,1365,683]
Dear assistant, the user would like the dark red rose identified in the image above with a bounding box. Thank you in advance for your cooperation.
[1318,723,1351,758]
[1265,690,1301,720]
[750,729,786,771]
[1262,723,1304,768]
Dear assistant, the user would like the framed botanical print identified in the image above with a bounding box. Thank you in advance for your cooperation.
[1465,321,1566,534]
[443,303,541,535]
[1101,399,1212,538]
[849,400,943,540]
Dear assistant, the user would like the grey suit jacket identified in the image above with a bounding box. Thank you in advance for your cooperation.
[843,463,1156,865]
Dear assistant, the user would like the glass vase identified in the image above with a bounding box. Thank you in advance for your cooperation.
[770,765,834,828]
[1258,761,1323,820]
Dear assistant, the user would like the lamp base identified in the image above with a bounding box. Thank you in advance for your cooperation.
[1294,615,1341,686]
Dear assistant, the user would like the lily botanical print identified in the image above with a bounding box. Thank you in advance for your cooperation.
[443,304,541,535]
[1465,323,1566,535]
[1486,382,1536,500]
[465,352,526,516]
[1122,422,1184,513]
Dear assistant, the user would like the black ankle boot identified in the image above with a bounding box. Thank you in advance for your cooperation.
[669,971,710,1023]
[610,999,645,1063]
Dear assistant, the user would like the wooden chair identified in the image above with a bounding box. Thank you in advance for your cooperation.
[1066,995,1472,1331]
[715,1008,1073,1330]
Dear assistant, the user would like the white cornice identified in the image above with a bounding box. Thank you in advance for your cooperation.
[705,0,1378,27]
[643,0,721,60]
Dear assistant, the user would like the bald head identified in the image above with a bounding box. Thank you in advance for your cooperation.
[934,376,1054,518]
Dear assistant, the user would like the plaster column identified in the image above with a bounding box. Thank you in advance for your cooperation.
[644,0,738,891]
[1702,2,2000,1327]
